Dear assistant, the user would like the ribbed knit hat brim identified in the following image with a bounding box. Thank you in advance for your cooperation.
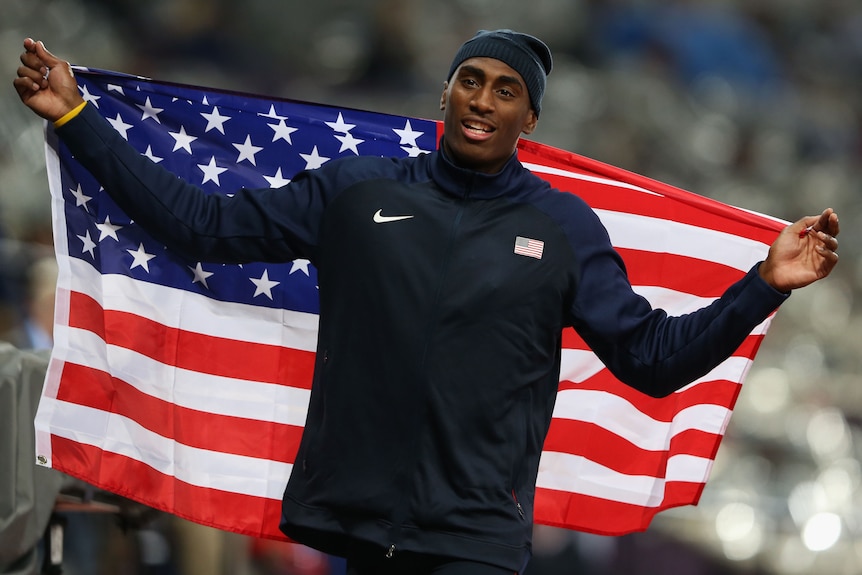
[447,29,553,115]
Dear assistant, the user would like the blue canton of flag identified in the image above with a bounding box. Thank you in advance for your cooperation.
[60,68,438,315]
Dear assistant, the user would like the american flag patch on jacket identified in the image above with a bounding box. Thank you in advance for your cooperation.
[514,236,544,259]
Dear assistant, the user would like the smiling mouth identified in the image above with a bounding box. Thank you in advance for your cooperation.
[463,121,494,134]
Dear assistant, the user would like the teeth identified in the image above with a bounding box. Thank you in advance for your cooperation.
[465,123,491,132]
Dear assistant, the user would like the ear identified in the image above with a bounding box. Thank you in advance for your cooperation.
[440,81,449,110]
[521,109,538,135]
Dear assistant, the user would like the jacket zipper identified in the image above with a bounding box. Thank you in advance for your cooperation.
[386,178,475,555]
[512,490,525,519]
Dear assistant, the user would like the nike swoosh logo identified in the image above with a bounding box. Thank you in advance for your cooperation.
[373,209,414,223]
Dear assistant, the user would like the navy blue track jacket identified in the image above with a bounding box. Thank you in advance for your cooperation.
[56,103,787,570]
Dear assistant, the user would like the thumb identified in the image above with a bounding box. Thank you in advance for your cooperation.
[31,39,65,70]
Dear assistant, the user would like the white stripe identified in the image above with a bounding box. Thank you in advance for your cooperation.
[552,388,732,452]
[559,349,605,383]
[522,162,663,196]
[51,324,311,427]
[677,352,761,394]
[40,398,291,500]
[64,257,319,350]
[37,129,67,465]
[632,285,715,315]
[685,354,758,388]
[628,287,772,335]
[597,210,770,272]
[536,450,712,507]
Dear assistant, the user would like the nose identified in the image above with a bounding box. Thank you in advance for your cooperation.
[469,86,494,113]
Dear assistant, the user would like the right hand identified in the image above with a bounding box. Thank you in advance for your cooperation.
[13,38,85,122]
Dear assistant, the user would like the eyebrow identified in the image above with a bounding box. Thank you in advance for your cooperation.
[458,64,524,89]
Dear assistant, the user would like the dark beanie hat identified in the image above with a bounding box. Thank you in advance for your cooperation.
[447,29,553,116]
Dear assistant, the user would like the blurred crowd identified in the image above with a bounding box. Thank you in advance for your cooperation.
[2,0,861,574]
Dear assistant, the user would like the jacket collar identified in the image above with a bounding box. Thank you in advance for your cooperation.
[429,136,533,200]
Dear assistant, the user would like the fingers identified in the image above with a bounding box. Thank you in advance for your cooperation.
[797,208,839,238]
[17,40,49,92]
[16,61,46,91]
[18,39,67,86]
[27,38,63,69]
[812,209,839,252]
[821,207,840,237]
[807,226,838,253]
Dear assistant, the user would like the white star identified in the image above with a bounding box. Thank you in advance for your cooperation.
[263,167,291,188]
[201,106,231,134]
[69,184,93,212]
[198,156,228,185]
[137,97,164,123]
[107,83,124,94]
[325,113,355,134]
[169,125,198,153]
[127,243,156,272]
[233,135,263,165]
[269,119,298,144]
[403,145,430,158]
[250,269,280,299]
[96,215,123,241]
[189,262,214,289]
[300,146,330,170]
[258,105,287,121]
[143,145,163,164]
[107,113,134,140]
[335,132,364,155]
[76,230,97,258]
[393,120,423,148]
[289,259,311,276]
[79,84,101,108]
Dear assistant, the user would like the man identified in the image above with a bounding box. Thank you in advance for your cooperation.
[15,30,839,574]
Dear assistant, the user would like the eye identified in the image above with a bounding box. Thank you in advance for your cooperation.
[462,78,479,88]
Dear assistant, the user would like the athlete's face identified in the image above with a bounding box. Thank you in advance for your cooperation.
[440,57,538,174]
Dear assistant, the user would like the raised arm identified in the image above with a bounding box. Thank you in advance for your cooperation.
[13,38,323,265]
[13,39,84,122]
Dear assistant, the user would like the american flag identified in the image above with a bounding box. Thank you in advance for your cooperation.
[513,236,545,259]
[34,67,785,539]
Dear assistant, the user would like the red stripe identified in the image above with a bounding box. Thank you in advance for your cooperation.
[544,420,720,476]
[533,482,706,535]
[559,373,744,419]
[57,362,303,464]
[68,290,315,389]
[49,436,287,540]
[616,248,747,298]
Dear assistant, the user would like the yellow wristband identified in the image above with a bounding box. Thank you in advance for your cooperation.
[53,101,88,128]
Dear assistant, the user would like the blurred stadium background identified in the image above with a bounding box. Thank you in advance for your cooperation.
[2,0,861,573]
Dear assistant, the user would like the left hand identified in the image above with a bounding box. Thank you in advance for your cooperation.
[759,208,839,293]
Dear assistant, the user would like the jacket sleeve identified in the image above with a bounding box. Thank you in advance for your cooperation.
[565,200,788,397]
[54,103,331,264]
